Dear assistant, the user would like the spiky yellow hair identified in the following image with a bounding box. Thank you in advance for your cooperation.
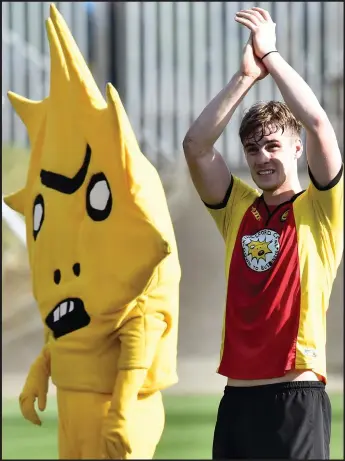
[4,4,167,236]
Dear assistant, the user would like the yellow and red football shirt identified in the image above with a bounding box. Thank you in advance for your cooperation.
[205,166,343,383]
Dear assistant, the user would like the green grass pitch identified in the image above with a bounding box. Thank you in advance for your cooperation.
[2,394,343,459]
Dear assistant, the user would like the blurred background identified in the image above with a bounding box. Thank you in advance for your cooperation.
[2,1,344,459]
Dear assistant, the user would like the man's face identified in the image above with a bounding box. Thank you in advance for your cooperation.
[243,128,302,192]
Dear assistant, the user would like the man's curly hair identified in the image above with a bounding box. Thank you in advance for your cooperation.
[239,101,302,145]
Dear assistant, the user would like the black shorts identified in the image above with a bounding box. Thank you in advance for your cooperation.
[212,381,332,459]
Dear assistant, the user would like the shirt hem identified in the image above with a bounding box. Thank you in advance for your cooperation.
[217,365,326,383]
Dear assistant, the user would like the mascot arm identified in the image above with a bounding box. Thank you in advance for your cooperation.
[113,307,167,413]
[19,327,51,426]
[101,306,167,458]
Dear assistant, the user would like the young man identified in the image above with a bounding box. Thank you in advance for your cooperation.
[183,7,343,460]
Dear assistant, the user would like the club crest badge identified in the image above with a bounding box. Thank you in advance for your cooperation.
[242,229,280,272]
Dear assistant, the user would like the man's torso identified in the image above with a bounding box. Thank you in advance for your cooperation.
[205,170,343,385]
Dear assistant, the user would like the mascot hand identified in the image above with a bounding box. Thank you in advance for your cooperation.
[101,409,132,459]
[19,349,50,426]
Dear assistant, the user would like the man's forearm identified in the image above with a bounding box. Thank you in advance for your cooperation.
[184,71,256,153]
[263,53,327,130]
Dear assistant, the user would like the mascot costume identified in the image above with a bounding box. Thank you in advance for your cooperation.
[4,4,180,459]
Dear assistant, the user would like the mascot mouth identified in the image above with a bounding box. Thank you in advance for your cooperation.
[45,298,90,339]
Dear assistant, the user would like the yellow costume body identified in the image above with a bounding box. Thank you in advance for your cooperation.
[5,5,180,459]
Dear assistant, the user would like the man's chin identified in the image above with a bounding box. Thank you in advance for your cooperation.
[259,183,281,192]
[252,175,283,192]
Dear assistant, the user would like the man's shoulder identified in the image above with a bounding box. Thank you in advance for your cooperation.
[231,174,260,203]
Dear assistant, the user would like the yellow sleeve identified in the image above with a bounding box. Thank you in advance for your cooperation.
[304,164,344,270]
[307,164,343,231]
[203,174,259,240]
[44,326,51,345]
[29,337,51,377]
[117,305,167,370]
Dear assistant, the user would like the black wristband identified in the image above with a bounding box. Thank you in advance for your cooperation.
[260,50,278,61]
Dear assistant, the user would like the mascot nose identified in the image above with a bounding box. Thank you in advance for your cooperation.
[53,263,81,284]
[54,269,61,284]
[73,263,81,276]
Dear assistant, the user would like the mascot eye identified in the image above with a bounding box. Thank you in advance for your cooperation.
[86,173,112,221]
[33,194,45,240]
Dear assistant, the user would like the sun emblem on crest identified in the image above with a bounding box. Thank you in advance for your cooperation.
[247,240,272,260]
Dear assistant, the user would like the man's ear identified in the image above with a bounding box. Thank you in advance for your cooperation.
[294,138,303,160]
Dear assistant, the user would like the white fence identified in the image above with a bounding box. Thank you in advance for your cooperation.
[117,1,344,167]
[2,2,89,145]
[2,2,344,168]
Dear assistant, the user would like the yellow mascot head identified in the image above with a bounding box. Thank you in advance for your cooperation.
[4,4,176,337]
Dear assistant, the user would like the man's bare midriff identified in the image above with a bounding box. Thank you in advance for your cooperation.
[227,369,321,387]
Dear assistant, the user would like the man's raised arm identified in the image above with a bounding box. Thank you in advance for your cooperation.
[183,37,268,205]
[236,7,342,187]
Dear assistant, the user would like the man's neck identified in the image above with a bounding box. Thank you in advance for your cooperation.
[262,181,303,206]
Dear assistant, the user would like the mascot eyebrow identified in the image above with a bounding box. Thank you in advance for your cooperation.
[40,144,91,194]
